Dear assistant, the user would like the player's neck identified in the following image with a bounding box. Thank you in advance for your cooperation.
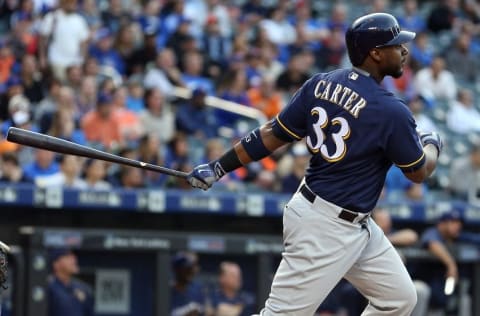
[355,64,384,84]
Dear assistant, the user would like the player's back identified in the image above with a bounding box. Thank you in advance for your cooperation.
[274,68,424,212]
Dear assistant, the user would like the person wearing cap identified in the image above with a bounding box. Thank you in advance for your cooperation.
[81,92,123,150]
[48,248,93,316]
[170,251,208,316]
[175,87,218,140]
[419,210,480,311]
[89,27,125,76]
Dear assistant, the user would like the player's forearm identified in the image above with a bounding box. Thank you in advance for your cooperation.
[234,121,288,164]
[428,241,456,269]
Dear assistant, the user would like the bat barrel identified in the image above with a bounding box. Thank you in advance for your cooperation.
[6,127,189,179]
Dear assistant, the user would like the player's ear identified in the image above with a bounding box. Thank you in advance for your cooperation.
[369,48,382,63]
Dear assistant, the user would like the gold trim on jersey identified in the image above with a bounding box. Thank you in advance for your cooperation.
[275,115,302,140]
[396,152,425,168]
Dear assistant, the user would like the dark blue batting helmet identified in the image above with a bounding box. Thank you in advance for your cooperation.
[345,13,416,66]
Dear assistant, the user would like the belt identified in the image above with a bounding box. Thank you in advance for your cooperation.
[299,184,364,223]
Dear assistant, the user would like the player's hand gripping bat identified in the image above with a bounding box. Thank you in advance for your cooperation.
[6,127,188,179]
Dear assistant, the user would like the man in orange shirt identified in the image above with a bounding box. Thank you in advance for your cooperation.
[81,93,123,150]
[247,75,282,119]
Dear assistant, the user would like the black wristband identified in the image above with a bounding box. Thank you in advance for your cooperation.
[208,148,242,179]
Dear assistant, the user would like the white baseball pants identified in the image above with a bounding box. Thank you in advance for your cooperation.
[258,187,417,316]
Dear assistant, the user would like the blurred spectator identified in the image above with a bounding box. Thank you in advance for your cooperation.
[48,248,94,316]
[427,0,461,34]
[215,68,251,127]
[445,30,477,83]
[316,27,347,72]
[19,54,44,105]
[446,88,480,134]
[81,93,123,150]
[397,0,426,33]
[112,86,143,143]
[176,88,218,139]
[449,142,480,199]
[170,251,208,316]
[203,0,233,39]
[48,107,86,146]
[100,0,130,33]
[144,48,183,98]
[82,159,111,190]
[38,0,89,81]
[79,0,101,31]
[276,51,311,96]
[409,32,435,69]
[247,74,282,119]
[0,76,25,121]
[413,56,457,107]
[181,50,215,95]
[1,94,31,136]
[138,134,167,187]
[260,6,297,47]
[22,148,60,183]
[113,23,138,70]
[39,85,78,133]
[166,17,196,61]
[119,166,145,189]
[419,209,480,311]
[139,88,175,143]
[64,64,84,93]
[291,2,330,52]
[0,152,29,183]
[127,22,158,75]
[201,14,232,74]
[0,40,15,86]
[408,95,437,133]
[89,28,125,76]
[34,78,62,123]
[125,77,144,113]
[327,2,349,32]
[9,9,37,59]
[207,261,255,316]
[258,43,284,81]
[280,142,310,193]
[136,0,161,47]
[75,76,97,116]
[36,154,86,188]
[385,166,427,201]
[165,132,190,173]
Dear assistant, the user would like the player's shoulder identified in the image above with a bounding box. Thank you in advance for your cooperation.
[376,88,411,117]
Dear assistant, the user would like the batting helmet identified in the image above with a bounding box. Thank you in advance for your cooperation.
[345,13,416,66]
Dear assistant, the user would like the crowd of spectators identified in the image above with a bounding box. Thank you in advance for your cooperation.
[1,0,480,203]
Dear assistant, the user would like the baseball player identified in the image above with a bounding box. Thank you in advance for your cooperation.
[187,13,442,316]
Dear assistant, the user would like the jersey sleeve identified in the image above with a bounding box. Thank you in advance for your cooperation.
[271,78,313,142]
[384,99,425,172]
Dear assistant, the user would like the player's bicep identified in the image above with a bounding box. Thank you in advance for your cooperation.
[385,107,425,173]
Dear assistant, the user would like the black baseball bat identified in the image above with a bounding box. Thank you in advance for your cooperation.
[6,127,189,179]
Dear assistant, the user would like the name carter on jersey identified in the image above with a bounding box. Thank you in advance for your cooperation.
[313,80,367,118]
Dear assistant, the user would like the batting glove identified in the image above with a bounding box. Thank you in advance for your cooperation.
[187,163,218,190]
[419,131,443,155]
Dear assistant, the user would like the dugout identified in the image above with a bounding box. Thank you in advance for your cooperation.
[14,227,283,316]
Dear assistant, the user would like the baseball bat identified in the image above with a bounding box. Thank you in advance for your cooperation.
[6,127,188,179]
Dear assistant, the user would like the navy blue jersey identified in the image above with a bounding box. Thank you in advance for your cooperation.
[48,277,94,316]
[272,68,425,212]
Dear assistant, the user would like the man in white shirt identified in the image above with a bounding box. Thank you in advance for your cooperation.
[39,0,90,82]
[414,56,457,106]
[446,88,480,134]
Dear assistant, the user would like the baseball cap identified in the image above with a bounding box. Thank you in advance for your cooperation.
[172,252,196,269]
[95,28,112,41]
[48,247,73,264]
[97,93,113,105]
[438,209,463,223]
